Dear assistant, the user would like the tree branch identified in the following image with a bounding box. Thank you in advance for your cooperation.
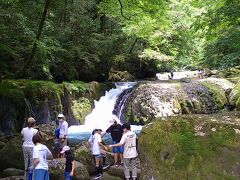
[117,0,130,20]
[15,0,51,77]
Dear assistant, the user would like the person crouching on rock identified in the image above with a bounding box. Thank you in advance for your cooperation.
[60,146,74,180]
[21,117,38,179]
[88,128,109,179]
[32,133,53,180]
[108,123,138,180]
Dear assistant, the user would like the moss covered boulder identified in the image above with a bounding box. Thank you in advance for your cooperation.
[124,78,234,124]
[108,70,135,82]
[229,80,240,110]
[0,135,24,171]
[49,159,89,180]
[199,78,234,109]
[73,142,114,175]
[87,81,114,100]
[221,67,240,78]
[138,114,240,180]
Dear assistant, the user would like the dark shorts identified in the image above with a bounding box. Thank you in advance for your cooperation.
[112,141,124,154]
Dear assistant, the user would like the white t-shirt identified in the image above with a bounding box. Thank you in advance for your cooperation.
[21,127,38,147]
[33,143,52,170]
[88,133,102,155]
[59,121,68,138]
[120,131,138,158]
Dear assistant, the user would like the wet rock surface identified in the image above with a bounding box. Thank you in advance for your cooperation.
[124,78,238,124]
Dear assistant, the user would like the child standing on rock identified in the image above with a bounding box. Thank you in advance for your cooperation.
[60,146,74,180]
[88,128,109,179]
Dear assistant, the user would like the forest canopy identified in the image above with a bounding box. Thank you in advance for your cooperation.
[0,0,239,82]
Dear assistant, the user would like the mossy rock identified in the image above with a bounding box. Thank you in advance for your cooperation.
[87,81,114,100]
[222,67,240,78]
[199,81,228,109]
[229,80,240,110]
[0,141,6,149]
[108,70,135,82]
[0,135,24,171]
[74,143,96,175]
[139,116,240,180]
[73,161,90,180]
[71,98,92,124]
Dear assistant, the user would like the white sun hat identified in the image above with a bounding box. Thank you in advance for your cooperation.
[60,146,70,154]
[57,113,64,118]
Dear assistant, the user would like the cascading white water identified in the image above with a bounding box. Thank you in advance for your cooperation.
[67,82,142,143]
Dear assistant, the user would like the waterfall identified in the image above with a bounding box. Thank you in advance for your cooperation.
[112,87,134,123]
[68,82,142,143]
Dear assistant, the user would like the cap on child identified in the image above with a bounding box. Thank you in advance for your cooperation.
[60,146,70,154]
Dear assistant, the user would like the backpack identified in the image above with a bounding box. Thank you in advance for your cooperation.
[54,127,60,139]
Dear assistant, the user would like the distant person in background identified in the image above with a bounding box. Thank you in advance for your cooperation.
[32,133,53,180]
[108,123,138,180]
[102,117,124,166]
[21,117,38,179]
[168,70,174,80]
[198,69,204,79]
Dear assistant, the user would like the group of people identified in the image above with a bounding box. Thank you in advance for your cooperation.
[22,114,138,180]
[88,117,138,180]
[21,114,73,180]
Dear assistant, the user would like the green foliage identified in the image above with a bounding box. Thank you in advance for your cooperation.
[196,0,240,68]
[0,80,25,107]
[62,81,88,95]
[0,0,239,80]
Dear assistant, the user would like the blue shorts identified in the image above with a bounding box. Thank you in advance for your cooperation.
[112,141,124,154]
[33,169,49,180]
[64,171,72,180]
[93,154,101,158]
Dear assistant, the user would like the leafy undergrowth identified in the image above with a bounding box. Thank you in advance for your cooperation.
[139,113,240,179]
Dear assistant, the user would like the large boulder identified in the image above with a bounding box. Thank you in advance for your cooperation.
[107,160,141,179]
[138,113,240,180]
[0,135,24,171]
[73,142,114,175]
[108,70,135,82]
[222,67,240,78]
[124,78,234,124]
[229,80,240,110]
[1,168,24,178]
[49,159,89,180]
[87,81,114,100]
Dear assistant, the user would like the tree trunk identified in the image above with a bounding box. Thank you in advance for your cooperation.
[63,0,67,26]
[15,0,51,77]
[129,38,139,54]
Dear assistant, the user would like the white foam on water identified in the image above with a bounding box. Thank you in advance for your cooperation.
[68,82,142,137]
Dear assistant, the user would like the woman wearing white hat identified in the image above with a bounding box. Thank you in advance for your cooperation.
[21,117,38,179]
[57,113,68,150]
